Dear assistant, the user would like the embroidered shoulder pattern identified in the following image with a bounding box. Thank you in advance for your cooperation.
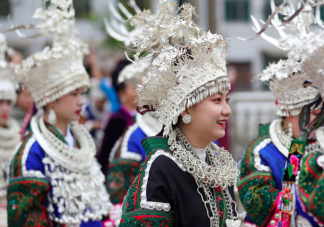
[237,135,279,227]
[120,209,174,227]
[121,149,181,226]
[10,132,33,178]
[107,159,141,204]
[7,177,50,227]
[10,133,45,179]
[297,153,324,225]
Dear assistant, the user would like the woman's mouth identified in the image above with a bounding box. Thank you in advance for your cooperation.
[217,120,227,128]
[1,115,8,120]
[75,110,81,115]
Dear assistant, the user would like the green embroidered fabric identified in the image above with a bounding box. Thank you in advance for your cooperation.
[7,177,50,227]
[258,123,270,138]
[298,153,324,222]
[123,151,155,213]
[10,132,33,178]
[142,137,171,156]
[120,209,174,227]
[237,123,279,227]
[107,159,141,204]
[215,189,227,227]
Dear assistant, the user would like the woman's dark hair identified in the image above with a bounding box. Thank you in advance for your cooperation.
[112,59,131,93]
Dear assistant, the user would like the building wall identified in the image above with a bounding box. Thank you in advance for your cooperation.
[2,0,320,89]
[0,0,108,56]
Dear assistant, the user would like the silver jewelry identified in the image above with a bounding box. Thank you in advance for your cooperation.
[168,128,240,227]
[0,118,20,198]
[48,109,57,125]
[182,114,192,124]
[30,116,112,224]
[288,122,293,138]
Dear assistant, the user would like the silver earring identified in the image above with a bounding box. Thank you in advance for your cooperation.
[48,109,57,125]
[182,114,192,124]
[288,122,293,138]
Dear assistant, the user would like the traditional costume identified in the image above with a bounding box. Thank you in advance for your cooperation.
[283,22,324,226]
[104,59,162,226]
[119,1,240,226]
[7,1,111,226]
[0,33,20,227]
[237,3,323,227]
[97,1,150,176]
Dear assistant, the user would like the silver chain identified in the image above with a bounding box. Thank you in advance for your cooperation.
[169,128,239,227]
[277,127,293,149]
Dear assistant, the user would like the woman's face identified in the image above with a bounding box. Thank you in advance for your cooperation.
[49,88,85,123]
[119,84,137,110]
[16,88,34,112]
[181,90,231,144]
[0,100,13,127]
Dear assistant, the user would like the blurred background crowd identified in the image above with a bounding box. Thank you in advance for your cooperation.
[3,0,322,160]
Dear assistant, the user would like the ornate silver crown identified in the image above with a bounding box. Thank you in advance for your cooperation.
[129,0,230,136]
[15,0,89,109]
[0,33,17,103]
[252,0,319,116]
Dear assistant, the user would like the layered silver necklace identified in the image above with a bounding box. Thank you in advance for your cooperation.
[168,128,241,227]
[277,122,292,149]
[29,116,111,225]
[0,118,20,197]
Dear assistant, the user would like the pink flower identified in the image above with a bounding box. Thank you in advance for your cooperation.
[290,155,300,175]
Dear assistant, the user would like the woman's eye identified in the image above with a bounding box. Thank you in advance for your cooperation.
[213,98,221,102]
[226,98,230,103]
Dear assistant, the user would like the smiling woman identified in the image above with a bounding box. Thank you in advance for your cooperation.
[118,1,240,227]
[178,91,231,150]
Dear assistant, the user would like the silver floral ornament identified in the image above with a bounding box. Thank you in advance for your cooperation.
[182,114,191,124]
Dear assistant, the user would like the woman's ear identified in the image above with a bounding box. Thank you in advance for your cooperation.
[180,109,190,117]
[46,102,55,110]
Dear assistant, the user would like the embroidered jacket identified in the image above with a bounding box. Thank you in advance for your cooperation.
[98,106,135,176]
[104,113,162,226]
[7,118,109,227]
[107,123,147,205]
[237,119,321,227]
[296,134,324,225]
[119,137,231,227]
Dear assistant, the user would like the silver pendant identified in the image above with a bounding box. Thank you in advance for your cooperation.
[225,219,241,227]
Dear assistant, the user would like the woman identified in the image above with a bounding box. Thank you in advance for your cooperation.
[236,60,320,227]
[0,33,20,227]
[98,59,138,175]
[119,1,240,227]
[104,60,162,227]
[7,1,111,226]
[285,28,324,226]
[236,5,322,227]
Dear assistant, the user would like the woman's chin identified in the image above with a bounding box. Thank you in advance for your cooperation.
[67,115,80,122]
[213,131,225,140]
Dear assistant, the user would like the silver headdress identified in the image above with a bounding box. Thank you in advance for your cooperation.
[0,33,17,104]
[104,0,154,48]
[129,0,230,136]
[104,1,154,88]
[118,57,152,88]
[15,0,90,109]
[252,0,319,116]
